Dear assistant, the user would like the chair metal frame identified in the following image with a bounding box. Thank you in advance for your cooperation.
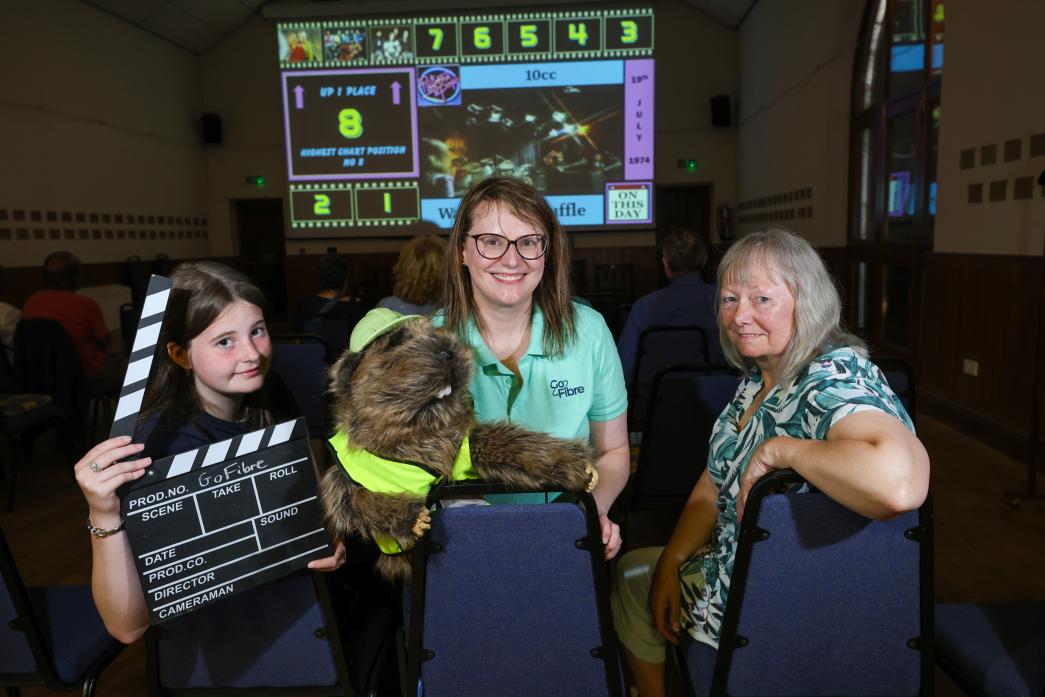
[142,571,353,697]
[693,469,934,697]
[0,525,123,697]
[401,482,623,697]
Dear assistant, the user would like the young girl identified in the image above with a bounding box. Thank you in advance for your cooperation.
[74,261,345,643]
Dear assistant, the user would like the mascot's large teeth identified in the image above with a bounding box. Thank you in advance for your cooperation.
[436,385,452,399]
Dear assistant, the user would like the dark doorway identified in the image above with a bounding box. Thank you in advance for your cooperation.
[655,184,712,283]
[233,198,287,320]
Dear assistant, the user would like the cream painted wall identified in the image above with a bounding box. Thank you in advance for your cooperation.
[197,1,738,255]
[736,0,863,247]
[0,0,210,267]
[934,0,1045,255]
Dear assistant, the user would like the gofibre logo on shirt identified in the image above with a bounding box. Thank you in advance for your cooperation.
[549,379,585,399]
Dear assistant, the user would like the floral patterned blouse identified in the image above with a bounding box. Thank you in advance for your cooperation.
[679,346,914,649]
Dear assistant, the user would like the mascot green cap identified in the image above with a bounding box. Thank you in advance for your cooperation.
[349,308,421,353]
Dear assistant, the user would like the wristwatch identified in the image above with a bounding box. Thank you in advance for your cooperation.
[86,517,126,538]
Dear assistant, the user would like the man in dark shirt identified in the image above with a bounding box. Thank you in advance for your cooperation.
[616,228,719,384]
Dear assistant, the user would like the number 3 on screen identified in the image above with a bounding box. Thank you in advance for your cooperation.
[338,108,363,139]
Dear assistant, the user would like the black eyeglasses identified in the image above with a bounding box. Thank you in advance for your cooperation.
[467,233,548,260]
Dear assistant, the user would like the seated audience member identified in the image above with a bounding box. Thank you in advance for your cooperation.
[291,253,367,333]
[376,233,447,316]
[611,226,929,697]
[74,261,344,643]
[0,265,18,366]
[21,251,122,393]
[616,228,718,384]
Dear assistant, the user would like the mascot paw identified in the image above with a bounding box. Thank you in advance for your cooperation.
[585,463,599,492]
[411,507,432,537]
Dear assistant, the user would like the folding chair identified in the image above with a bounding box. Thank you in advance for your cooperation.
[934,601,1045,697]
[1,524,123,697]
[302,315,352,355]
[144,571,353,697]
[401,483,624,697]
[684,469,933,697]
[624,367,739,550]
[271,334,334,438]
[629,327,710,432]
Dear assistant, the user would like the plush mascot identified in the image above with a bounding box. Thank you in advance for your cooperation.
[319,309,598,579]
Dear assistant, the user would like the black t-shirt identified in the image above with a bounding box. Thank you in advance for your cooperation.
[291,296,368,333]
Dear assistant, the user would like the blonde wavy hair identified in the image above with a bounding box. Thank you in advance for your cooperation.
[393,235,447,306]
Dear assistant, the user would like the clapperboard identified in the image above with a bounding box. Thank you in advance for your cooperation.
[112,276,331,623]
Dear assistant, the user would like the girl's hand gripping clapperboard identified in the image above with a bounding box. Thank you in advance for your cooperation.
[111,275,331,623]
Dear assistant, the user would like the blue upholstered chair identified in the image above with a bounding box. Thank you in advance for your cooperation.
[402,483,624,697]
[628,327,710,432]
[0,524,123,696]
[624,367,739,550]
[935,601,1045,697]
[144,571,352,696]
[271,334,334,438]
[684,469,933,697]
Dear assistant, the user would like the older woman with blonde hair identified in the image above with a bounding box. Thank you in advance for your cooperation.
[377,234,447,315]
[611,226,929,697]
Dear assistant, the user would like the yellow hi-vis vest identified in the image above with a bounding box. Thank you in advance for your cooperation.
[328,430,478,554]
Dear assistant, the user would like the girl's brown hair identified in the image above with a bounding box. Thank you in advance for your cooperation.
[139,261,277,428]
[441,177,576,356]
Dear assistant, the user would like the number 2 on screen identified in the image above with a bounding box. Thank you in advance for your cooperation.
[338,108,362,139]
[314,194,331,216]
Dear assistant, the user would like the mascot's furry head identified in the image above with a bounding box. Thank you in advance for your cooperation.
[319,309,597,579]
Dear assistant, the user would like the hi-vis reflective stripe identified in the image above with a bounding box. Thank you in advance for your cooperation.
[122,418,306,491]
[109,275,172,439]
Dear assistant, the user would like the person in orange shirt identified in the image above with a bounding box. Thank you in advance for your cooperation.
[21,251,121,393]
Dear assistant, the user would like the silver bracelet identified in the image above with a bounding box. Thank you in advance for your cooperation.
[87,517,126,538]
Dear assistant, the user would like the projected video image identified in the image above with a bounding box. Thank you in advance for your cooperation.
[419,85,623,197]
[277,8,654,235]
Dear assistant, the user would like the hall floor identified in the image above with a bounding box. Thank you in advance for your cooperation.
[2,412,1043,695]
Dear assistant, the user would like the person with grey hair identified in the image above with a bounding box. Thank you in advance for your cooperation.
[611,226,930,697]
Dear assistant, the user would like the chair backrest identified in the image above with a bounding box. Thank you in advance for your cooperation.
[271,335,333,438]
[582,293,619,335]
[631,367,739,511]
[875,356,917,425]
[146,571,350,696]
[13,318,89,439]
[707,470,933,697]
[405,484,623,697]
[302,315,351,354]
[1,524,122,692]
[629,327,710,427]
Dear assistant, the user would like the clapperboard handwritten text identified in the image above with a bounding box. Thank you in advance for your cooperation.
[113,276,330,623]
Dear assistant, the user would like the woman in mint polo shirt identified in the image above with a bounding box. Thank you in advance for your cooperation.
[437,176,629,560]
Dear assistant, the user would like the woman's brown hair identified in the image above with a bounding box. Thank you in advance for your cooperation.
[441,176,576,356]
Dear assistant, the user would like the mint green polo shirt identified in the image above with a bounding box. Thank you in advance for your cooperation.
[436,302,627,503]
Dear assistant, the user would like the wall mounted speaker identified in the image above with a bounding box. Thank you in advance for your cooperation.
[710,94,731,128]
[201,112,223,145]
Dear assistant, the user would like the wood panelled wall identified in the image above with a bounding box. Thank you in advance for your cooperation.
[918,252,1043,458]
